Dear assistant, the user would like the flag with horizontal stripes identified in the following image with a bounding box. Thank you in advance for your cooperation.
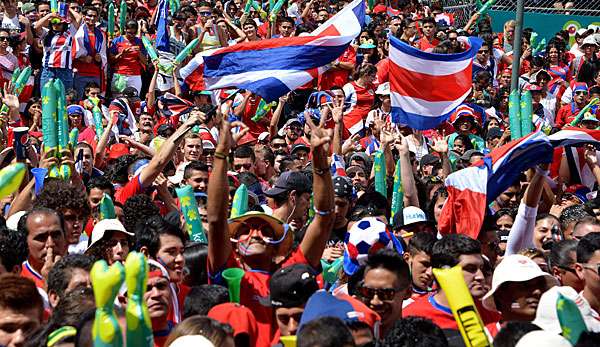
[180,0,365,101]
[389,35,482,130]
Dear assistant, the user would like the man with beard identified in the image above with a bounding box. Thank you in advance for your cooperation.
[403,235,500,337]
[556,83,598,128]
[283,118,303,147]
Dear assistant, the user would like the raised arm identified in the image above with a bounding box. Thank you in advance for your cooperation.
[331,99,344,155]
[506,164,549,255]
[430,134,452,178]
[207,114,249,271]
[269,94,287,138]
[300,116,335,268]
[94,114,117,167]
[138,111,204,187]
[397,133,419,207]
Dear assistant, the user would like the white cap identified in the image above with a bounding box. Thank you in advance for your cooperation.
[5,210,26,231]
[375,82,390,96]
[402,206,428,226]
[515,330,571,347]
[258,132,270,142]
[169,335,214,347]
[202,140,215,150]
[532,286,600,334]
[577,28,591,36]
[582,35,598,47]
[482,254,558,311]
[86,219,132,252]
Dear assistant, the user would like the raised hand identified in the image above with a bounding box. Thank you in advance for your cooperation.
[431,134,449,154]
[305,108,332,151]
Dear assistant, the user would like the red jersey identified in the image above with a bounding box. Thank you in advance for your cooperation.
[402,293,500,330]
[319,46,356,90]
[375,58,389,84]
[342,81,375,135]
[21,260,45,289]
[73,27,104,77]
[416,36,440,51]
[109,36,146,75]
[208,248,310,347]
[114,175,143,205]
[555,102,600,128]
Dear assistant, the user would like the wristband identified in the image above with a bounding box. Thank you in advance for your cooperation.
[313,207,334,216]
[214,151,228,160]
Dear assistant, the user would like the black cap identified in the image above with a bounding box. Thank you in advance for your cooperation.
[420,154,440,167]
[265,171,312,197]
[461,149,484,162]
[122,87,139,98]
[333,176,353,198]
[486,127,503,141]
[291,143,310,154]
[266,264,319,308]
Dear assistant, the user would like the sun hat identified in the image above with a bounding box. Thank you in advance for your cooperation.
[482,254,558,311]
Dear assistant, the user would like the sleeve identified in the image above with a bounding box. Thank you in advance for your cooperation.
[555,107,566,128]
[108,38,118,55]
[114,175,143,205]
[505,202,538,256]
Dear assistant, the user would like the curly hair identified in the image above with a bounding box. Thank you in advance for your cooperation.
[0,226,28,272]
[33,179,91,219]
[105,154,138,184]
[123,194,160,234]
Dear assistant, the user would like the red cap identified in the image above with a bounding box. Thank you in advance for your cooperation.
[208,303,258,346]
[524,83,543,92]
[237,132,257,146]
[108,143,130,160]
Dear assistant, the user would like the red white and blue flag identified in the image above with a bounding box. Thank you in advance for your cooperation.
[439,131,554,238]
[389,35,482,130]
[180,0,365,101]
[331,154,347,177]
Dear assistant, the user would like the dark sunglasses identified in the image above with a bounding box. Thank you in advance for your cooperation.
[0,37,9,41]
[234,163,252,171]
[356,283,401,302]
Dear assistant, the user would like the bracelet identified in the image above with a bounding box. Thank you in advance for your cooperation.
[214,151,228,160]
[313,207,334,216]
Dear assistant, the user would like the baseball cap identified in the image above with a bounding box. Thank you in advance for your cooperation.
[208,303,258,346]
[532,285,600,334]
[265,171,312,197]
[577,28,592,37]
[263,264,319,308]
[482,254,558,311]
[284,118,302,128]
[108,143,130,160]
[202,140,215,150]
[392,206,429,230]
[21,3,36,14]
[343,217,398,275]
[349,152,371,169]
[236,132,257,147]
[291,143,310,154]
[420,154,440,167]
[460,149,484,162]
[85,219,133,253]
[122,87,139,98]
[67,105,85,116]
[530,69,551,82]
[298,291,381,338]
[333,176,354,199]
[486,127,503,141]
[582,35,598,47]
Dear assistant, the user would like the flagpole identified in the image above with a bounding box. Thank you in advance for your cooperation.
[509,0,524,93]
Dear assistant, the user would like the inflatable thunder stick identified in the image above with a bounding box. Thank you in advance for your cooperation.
[508,89,521,140]
[99,193,116,220]
[10,67,20,87]
[13,67,32,95]
[250,1,268,20]
[175,185,208,243]
[390,159,404,219]
[69,128,79,149]
[557,293,588,345]
[125,252,154,347]
[119,0,127,35]
[269,0,286,21]
[252,99,276,122]
[373,151,387,198]
[432,266,490,347]
[91,260,125,347]
[569,98,599,127]
[54,79,71,180]
[519,90,533,136]
[0,163,26,199]
[174,38,200,66]
[107,2,115,38]
[243,0,252,13]
[222,268,245,303]
[41,79,58,153]
[230,184,249,218]
[476,0,496,16]
[142,36,159,62]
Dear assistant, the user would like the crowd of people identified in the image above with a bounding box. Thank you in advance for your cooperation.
[0,0,600,346]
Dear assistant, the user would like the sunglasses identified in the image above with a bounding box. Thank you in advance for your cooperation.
[356,283,401,302]
[234,163,252,171]
[231,221,287,245]
[575,91,589,95]
[348,171,365,178]
[0,37,9,42]
[199,11,212,16]
[272,143,287,149]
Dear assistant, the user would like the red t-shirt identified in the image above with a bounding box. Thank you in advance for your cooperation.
[239,96,272,138]
[416,37,440,51]
[375,58,389,85]
[109,36,145,76]
[319,46,356,90]
[21,261,45,289]
[209,248,310,347]
[114,175,143,205]
[343,81,375,135]
[73,28,103,77]
[402,293,500,330]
